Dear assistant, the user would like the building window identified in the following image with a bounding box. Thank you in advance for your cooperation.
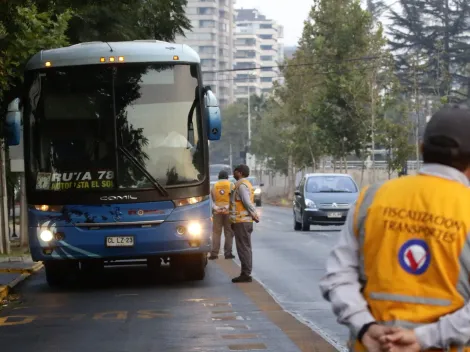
[262,88,272,94]
[198,7,214,15]
[261,67,273,72]
[260,45,273,50]
[259,34,273,40]
[260,24,272,29]
[199,20,216,28]
[261,55,273,61]
[199,46,216,54]
[261,77,273,82]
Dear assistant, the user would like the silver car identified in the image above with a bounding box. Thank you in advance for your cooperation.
[293,173,359,230]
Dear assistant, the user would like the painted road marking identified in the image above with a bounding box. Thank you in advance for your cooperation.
[212,310,234,314]
[204,302,232,307]
[228,343,267,350]
[216,325,249,331]
[222,334,259,339]
[0,309,171,327]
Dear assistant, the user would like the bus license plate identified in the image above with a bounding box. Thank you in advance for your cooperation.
[327,212,342,218]
[106,236,134,247]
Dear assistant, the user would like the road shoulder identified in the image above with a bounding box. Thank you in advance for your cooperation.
[216,258,337,352]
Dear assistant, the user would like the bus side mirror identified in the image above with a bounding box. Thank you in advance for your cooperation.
[5,98,21,146]
[204,86,221,141]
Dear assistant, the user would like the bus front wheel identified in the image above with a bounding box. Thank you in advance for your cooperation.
[44,261,78,287]
[186,253,207,281]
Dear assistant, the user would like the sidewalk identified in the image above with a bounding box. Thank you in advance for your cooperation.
[0,254,43,301]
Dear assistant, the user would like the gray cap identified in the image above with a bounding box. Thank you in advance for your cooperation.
[423,104,470,157]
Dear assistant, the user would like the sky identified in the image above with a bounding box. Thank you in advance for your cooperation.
[234,0,399,47]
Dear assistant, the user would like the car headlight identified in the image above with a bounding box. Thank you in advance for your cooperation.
[187,222,202,238]
[254,188,261,195]
[305,199,317,209]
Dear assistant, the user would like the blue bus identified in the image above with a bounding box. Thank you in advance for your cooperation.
[5,40,222,285]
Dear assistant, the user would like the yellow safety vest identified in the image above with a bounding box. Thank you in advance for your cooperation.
[229,179,254,223]
[351,174,470,352]
[213,180,232,207]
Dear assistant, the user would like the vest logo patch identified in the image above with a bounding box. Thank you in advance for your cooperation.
[398,239,431,275]
[219,189,225,195]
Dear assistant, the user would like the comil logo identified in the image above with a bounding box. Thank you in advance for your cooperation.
[100,195,137,201]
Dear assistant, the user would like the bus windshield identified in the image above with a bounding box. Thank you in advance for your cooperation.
[26,63,204,192]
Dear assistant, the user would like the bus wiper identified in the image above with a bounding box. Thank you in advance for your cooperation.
[119,146,168,196]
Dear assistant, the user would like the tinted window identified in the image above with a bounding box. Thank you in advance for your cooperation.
[305,175,357,193]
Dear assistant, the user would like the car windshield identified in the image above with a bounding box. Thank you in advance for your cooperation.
[26,63,204,192]
[305,175,357,193]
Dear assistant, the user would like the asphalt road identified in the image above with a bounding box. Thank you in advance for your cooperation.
[245,205,349,351]
[0,205,347,352]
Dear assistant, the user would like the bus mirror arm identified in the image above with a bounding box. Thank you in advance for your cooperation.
[5,98,21,146]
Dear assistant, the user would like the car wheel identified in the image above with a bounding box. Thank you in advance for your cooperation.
[301,212,310,231]
[294,211,301,231]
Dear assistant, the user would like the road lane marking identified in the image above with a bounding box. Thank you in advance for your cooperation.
[0,315,36,326]
[204,302,232,307]
[0,309,172,327]
[228,343,267,350]
[216,324,249,331]
[222,334,259,339]
[93,311,128,320]
[212,310,234,314]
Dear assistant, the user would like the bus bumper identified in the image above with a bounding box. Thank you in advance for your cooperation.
[29,218,212,262]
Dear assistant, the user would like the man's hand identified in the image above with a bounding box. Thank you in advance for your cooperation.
[362,325,397,352]
[378,328,421,352]
[252,213,260,223]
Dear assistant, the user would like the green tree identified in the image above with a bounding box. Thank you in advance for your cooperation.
[33,0,191,43]
[376,114,414,179]
[301,0,387,163]
[0,2,72,115]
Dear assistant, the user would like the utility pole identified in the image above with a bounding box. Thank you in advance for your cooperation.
[229,142,233,170]
[370,68,376,183]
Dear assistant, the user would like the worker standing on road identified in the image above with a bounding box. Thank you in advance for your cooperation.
[229,164,259,283]
[209,170,235,260]
[319,104,470,352]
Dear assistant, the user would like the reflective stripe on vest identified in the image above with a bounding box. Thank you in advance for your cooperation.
[229,179,254,223]
[213,180,232,207]
[350,176,470,352]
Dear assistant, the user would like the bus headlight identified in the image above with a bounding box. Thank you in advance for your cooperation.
[34,205,63,212]
[40,230,53,242]
[187,222,202,238]
[254,188,261,195]
[173,196,208,207]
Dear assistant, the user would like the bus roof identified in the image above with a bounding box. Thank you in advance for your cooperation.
[25,40,200,70]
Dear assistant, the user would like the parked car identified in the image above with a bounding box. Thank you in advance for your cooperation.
[293,173,359,231]
[228,176,264,207]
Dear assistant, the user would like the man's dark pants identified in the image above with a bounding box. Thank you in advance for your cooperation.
[231,222,253,276]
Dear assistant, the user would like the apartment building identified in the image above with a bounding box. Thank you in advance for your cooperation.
[234,9,284,101]
[175,0,235,107]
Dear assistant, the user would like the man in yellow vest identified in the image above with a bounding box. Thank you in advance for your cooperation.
[319,104,470,352]
[229,164,259,283]
[209,170,235,260]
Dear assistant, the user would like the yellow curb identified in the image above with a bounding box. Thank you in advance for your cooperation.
[0,262,43,274]
[0,285,8,301]
[0,272,31,301]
